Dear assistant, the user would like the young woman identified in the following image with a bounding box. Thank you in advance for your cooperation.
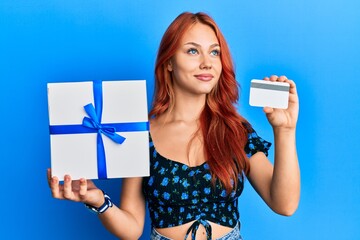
[48,12,300,240]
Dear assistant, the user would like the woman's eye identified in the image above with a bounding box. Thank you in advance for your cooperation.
[210,49,220,56]
[187,48,198,55]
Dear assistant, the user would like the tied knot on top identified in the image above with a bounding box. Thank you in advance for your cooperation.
[185,218,212,240]
[82,103,126,144]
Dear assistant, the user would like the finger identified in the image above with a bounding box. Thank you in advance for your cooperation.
[79,178,87,200]
[263,77,270,81]
[269,75,278,81]
[50,176,63,199]
[278,75,288,82]
[287,80,299,104]
[263,107,274,114]
[47,168,52,187]
[286,79,296,91]
[63,175,74,200]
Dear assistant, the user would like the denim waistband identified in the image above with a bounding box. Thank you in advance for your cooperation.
[150,221,242,240]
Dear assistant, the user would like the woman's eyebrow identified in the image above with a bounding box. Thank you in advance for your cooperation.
[184,42,220,48]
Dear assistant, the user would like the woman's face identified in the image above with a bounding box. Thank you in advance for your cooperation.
[168,23,222,96]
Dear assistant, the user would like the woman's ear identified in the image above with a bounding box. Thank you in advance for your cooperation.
[167,60,173,72]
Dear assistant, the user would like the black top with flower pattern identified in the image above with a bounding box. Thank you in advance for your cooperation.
[142,129,271,233]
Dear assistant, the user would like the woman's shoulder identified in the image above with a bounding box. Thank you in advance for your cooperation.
[149,117,164,134]
[244,126,272,157]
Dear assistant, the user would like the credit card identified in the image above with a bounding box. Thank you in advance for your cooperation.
[249,79,290,109]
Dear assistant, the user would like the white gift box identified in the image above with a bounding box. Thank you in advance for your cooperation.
[47,80,150,181]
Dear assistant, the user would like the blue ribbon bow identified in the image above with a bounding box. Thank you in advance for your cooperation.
[49,80,149,179]
[82,103,126,144]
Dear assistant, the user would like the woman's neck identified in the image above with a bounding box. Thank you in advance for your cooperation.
[163,92,206,124]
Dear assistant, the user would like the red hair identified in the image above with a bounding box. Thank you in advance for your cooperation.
[150,12,251,193]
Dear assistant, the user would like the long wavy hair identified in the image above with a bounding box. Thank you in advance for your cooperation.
[149,12,251,193]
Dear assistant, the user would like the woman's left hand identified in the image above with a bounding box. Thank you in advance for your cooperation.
[263,75,299,130]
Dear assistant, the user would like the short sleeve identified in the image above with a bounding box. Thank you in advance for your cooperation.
[244,129,272,158]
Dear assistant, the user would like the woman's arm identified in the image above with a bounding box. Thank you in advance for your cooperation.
[48,169,146,239]
[98,177,146,239]
[247,75,300,216]
[247,130,300,215]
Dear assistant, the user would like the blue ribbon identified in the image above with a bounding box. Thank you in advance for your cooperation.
[185,218,212,240]
[49,80,149,179]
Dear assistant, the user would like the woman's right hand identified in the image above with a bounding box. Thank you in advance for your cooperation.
[47,168,105,207]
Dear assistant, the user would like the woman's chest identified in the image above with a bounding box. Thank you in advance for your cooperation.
[143,152,243,205]
[150,121,206,167]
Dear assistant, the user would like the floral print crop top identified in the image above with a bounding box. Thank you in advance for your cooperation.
[142,129,271,239]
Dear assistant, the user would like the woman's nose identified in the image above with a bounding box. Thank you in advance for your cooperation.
[199,55,212,69]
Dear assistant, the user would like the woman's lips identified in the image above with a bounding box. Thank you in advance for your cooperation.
[194,74,214,81]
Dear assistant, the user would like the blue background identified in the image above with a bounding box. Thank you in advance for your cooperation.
[1,0,359,239]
